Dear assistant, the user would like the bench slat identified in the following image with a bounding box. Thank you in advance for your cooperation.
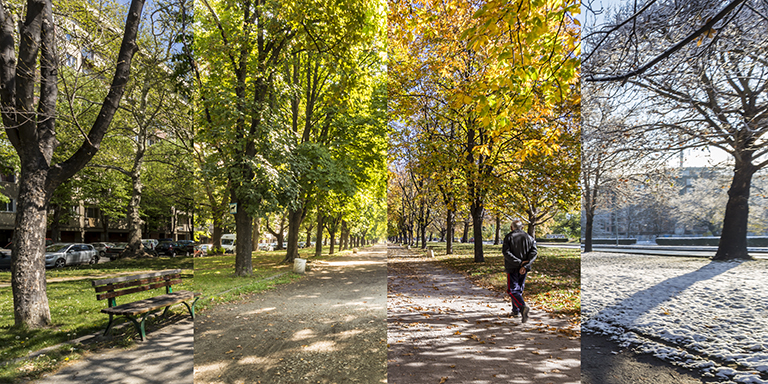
[101,290,200,316]
[92,269,182,287]
[96,279,182,300]
[94,274,180,293]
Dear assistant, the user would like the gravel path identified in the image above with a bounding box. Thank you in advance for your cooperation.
[193,245,387,384]
[387,245,580,384]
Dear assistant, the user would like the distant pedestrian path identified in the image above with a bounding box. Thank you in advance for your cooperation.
[387,245,580,384]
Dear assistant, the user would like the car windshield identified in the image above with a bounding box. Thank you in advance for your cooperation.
[112,243,128,249]
[222,239,233,245]
[46,244,70,253]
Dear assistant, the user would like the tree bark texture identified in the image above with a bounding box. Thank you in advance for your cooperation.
[11,168,51,328]
[314,212,324,258]
[284,207,305,263]
[234,207,253,276]
[470,199,484,262]
[714,159,756,260]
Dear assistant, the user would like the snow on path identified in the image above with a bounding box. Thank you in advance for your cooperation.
[387,245,580,384]
[582,252,768,384]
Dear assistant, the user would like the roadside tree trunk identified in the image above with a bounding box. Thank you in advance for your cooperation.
[470,199,484,262]
[234,205,253,276]
[446,209,453,254]
[284,207,305,263]
[314,212,324,257]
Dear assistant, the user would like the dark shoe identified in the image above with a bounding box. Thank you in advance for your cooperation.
[510,311,519,318]
[521,306,530,323]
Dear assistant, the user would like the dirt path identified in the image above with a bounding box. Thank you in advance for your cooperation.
[193,245,387,384]
[387,245,580,384]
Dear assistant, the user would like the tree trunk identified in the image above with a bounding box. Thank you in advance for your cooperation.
[4,0,145,329]
[11,168,52,328]
[329,230,336,254]
[446,209,453,255]
[123,168,145,258]
[494,215,501,245]
[284,207,304,263]
[470,200,484,262]
[420,224,427,249]
[314,213,324,258]
[461,220,469,243]
[714,159,756,260]
[526,213,536,239]
[234,207,253,276]
[211,221,223,249]
[340,220,348,251]
[305,223,312,248]
[584,206,595,253]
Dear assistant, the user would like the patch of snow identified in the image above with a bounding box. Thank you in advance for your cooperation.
[582,253,768,382]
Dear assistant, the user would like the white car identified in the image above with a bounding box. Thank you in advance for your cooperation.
[45,243,98,268]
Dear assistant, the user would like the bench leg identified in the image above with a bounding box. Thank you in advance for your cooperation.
[182,297,199,320]
[126,313,151,341]
[162,306,171,318]
[104,314,115,336]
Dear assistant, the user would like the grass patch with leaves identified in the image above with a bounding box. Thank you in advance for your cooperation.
[427,243,580,318]
[0,257,193,383]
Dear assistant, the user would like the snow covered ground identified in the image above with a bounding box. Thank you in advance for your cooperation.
[582,252,768,384]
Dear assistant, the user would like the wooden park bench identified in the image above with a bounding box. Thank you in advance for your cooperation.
[92,269,200,341]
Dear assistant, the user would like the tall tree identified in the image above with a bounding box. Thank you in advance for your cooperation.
[584,0,768,259]
[0,0,145,328]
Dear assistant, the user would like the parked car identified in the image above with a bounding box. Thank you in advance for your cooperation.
[141,239,159,250]
[176,240,195,256]
[106,242,157,259]
[155,241,192,257]
[45,243,98,268]
[257,243,274,251]
[105,242,128,260]
[0,249,11,269]
[90,242,115,258]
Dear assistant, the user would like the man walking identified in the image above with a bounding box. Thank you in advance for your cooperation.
[502,220,537,323]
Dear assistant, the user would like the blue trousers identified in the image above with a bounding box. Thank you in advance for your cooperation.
[507,270,527,312]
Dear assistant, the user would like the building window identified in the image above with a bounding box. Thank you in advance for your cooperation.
[0,173,14,182]
[86,207,99,218]
[1,199,14,212]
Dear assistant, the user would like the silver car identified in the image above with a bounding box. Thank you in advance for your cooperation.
[45,243,98,268]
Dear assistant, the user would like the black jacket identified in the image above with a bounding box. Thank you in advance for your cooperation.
[502,229,537,272]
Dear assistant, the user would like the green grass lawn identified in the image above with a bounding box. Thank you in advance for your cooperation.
[0,256,193,383]
[426,242,580,318]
